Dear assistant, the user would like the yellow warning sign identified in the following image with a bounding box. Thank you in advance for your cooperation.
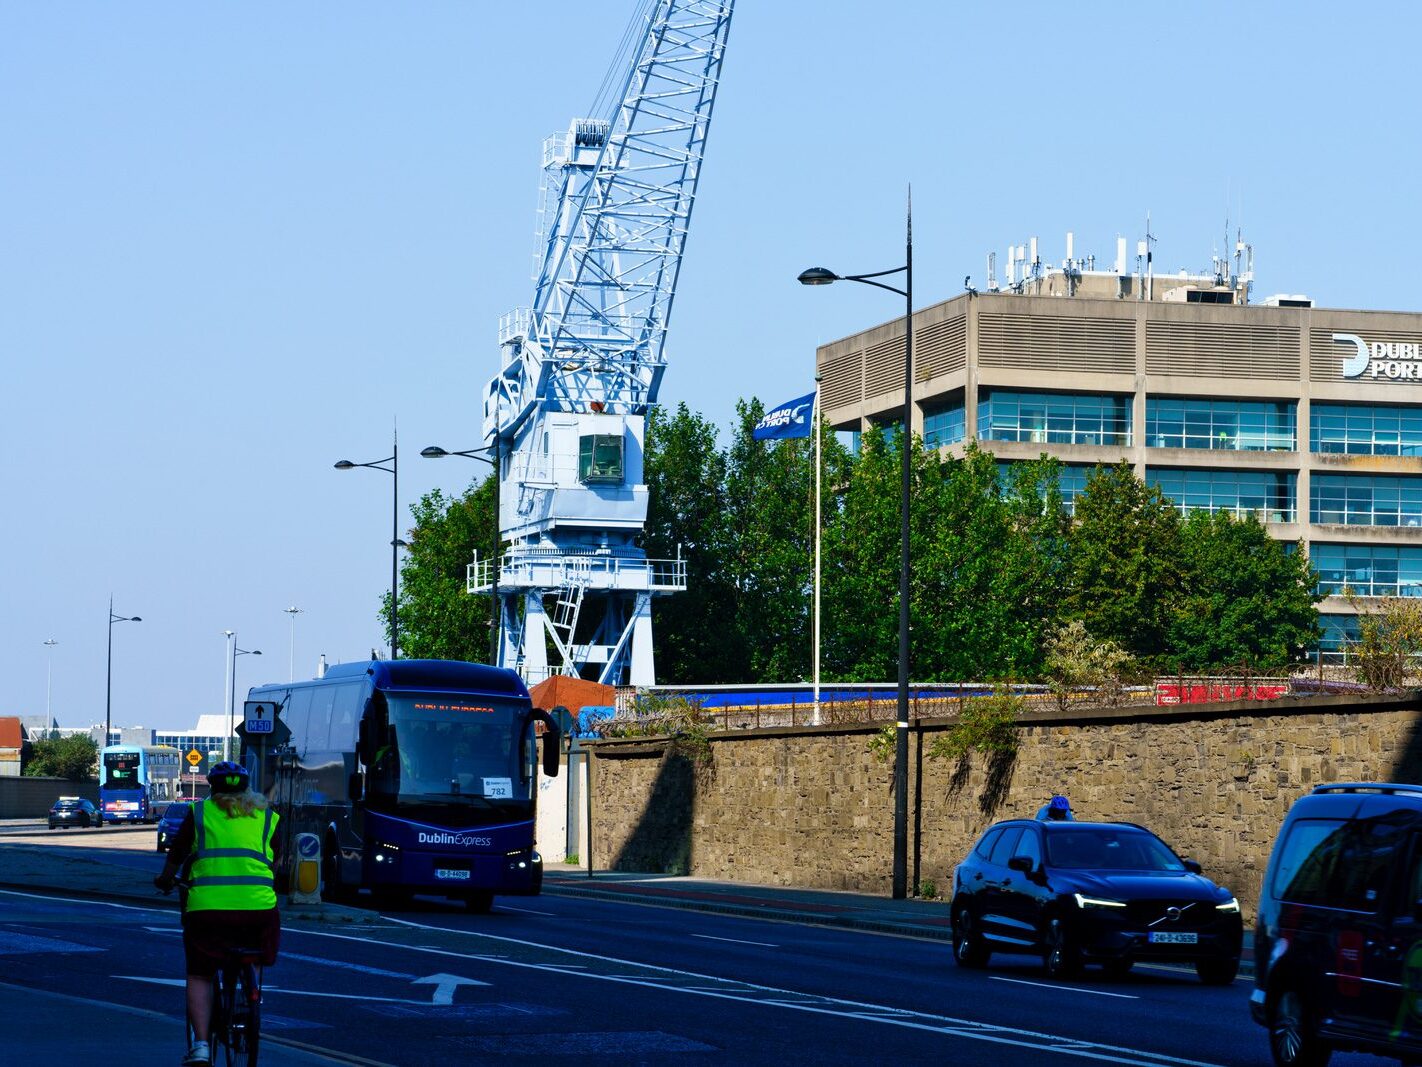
[186,748,202,767]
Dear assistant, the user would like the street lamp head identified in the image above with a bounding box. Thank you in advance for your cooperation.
[333,460,356,470]
[130,616,142,623]
[420,446,449,459]
[797,267,840,286]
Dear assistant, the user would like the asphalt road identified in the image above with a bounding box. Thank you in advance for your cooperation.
[0,833,1398,1066]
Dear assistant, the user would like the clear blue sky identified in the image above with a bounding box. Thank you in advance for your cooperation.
[4,2,1420,731]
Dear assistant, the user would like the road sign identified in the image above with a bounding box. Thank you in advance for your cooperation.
[244,700,277,735]
[186,748,202,767]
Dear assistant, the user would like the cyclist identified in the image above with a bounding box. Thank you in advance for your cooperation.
[155,760,282,1066]
[1035,794,1076,821]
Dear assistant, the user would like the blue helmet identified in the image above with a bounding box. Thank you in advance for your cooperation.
[1049,794,1072,812]
[207,760,249,794]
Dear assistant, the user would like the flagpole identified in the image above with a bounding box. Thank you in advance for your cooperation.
[812,375,822,726]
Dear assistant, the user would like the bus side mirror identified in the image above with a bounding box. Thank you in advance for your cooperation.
[528,708,561,778]
[348,772,364,802]
[357,718,373,766]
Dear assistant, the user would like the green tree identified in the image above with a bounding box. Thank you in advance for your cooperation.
[386,478,498,662]
[24,733,98,781]
[644,402,742,683]
[1167,511,1320,670]
[1345,595,1422,691]
[1043,619,1133,711]
[1067,463,1182,662]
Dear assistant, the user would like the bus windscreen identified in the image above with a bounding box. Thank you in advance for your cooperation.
[103,752,139,787]
[368,694,528,813]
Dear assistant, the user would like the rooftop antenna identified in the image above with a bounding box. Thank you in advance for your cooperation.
[987,251,997,291]
[1144,212,1156,301]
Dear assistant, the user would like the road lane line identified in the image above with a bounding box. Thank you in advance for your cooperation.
[0,887,170,914]
[496,905,556,916]
[990,976,1140,1000]
[289,924,1219,1066]
[281,951,416,980]
[115,975,429,1005]
[691,933,779,947]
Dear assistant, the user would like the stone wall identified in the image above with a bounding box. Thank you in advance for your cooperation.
[586,691,1422,917]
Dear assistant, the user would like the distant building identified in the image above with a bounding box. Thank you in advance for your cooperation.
[817,230,1422,662]
[0,717,23,777]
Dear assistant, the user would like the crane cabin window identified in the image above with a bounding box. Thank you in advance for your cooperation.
[579,434,624,484]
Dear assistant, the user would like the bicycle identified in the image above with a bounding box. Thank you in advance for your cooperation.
[165,878,264,1067]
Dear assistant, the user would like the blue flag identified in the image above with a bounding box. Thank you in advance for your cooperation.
[752,391,815,441]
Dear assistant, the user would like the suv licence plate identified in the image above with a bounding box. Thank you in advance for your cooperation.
[1149,931,1198,944]
[436,869,471,881]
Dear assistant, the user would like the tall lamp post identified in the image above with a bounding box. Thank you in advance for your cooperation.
[421,443,500,664]
[222,630,261,760]
[334,435,399,659]
[43,638,58,724]
[106,597,143,749]
[282,606,303,682]
[798,194,914,900]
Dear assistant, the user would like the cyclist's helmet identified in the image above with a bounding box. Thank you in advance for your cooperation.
[1046,794,1073,820]
[207,761,250,794]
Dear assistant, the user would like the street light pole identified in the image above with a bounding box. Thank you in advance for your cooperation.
[798,191,915,899]
[421,443,500,664]
[283,606,303,682]
[334,434,400,659]
[223,631,262,761]
[106,596,142,750]
[43,638,58,724]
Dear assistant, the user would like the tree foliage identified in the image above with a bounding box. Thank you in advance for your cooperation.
[1168,511,1320,670]
[1348,596,1422,691]
[24,733,98,781]
[386,479,498,663]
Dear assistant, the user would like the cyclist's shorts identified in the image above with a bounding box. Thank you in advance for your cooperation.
[182,907,281,977]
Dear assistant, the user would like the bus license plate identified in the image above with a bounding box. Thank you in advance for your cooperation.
[436,869,471,881]
[1149,931,1198,944]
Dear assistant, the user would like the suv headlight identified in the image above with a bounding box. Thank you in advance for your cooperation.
[1074,893,1126,909]
[1215,897,1240,913]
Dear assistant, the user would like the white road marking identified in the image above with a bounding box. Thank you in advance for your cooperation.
[291,922,1218,1065]
[692,933,779,948]
[281,951,416,980]
[496,905,556,917]
[990,976,1139,1000]
[411,972,489,1003]
[115,975,428,1005]
[0,887,170,915]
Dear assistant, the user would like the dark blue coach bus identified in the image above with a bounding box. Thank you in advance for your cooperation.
[242,659,559,912]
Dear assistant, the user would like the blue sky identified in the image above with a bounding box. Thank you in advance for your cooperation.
[4,2,1420,731]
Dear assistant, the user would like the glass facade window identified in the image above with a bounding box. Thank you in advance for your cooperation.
[1145,398,1295,451]
[1148,468,1296,523]
[870,417,903,449]
[1312,543,1422,598]
[997,462,1093,515]
[977,390,1131,447]
[1311,474,1422,527]
[922,400,965,450]
[1311,403,1422,457]
[1315,615,1362,664]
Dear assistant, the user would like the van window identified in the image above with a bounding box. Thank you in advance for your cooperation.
[1333,815,1411,912]
[989,828,1023,867]
[1273,818,1347,905]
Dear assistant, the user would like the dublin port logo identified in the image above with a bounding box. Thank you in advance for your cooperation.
[1333,333,1422,381]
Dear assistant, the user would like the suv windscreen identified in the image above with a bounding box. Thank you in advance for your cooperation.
[1271,818,1346,905]
[1046,827,1185,871]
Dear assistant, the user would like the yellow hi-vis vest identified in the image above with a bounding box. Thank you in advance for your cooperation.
[187,798,279,912]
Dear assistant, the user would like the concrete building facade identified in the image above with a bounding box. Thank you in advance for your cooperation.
[816,256,1422,659]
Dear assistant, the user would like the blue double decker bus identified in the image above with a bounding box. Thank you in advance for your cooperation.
[99,745,181,824]
[243,659,559,911]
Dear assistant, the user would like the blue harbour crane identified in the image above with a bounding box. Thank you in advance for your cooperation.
[473,0,734,686]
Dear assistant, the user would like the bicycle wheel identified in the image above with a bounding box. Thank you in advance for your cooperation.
[230,963,260,1067]
[211,966,240,1067]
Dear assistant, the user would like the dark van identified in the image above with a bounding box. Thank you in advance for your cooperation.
[1253,782,1422,1066]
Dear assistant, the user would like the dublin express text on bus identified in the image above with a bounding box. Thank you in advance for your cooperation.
[99,745,181,824]
[241,659,560,910]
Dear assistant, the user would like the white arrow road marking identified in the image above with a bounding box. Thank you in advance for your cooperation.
[411,972,489,1004]
[115,976,427,1005]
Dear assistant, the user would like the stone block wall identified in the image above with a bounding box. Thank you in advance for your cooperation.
[586,691,1422,917]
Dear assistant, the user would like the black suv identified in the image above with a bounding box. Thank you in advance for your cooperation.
[1252,782,1422,1066]
[951,818,1243,983]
